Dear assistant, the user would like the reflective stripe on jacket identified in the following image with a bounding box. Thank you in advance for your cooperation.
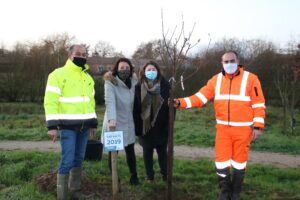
[178,67,265,128]
[44,59,97,129]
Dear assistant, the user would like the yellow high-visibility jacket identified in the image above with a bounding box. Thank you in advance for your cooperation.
[44,59,97,130]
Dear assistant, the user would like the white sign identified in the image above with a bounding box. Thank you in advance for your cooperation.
[103,131,124,152]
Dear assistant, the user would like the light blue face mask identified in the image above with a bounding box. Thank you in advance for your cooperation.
[223,63,238,74]
[145,71,158,80]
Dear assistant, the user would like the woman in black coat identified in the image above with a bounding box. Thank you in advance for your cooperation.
[133,61,170,182]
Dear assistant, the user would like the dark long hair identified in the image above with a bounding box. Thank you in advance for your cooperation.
[112,58,134,77]
[139,60,162,83]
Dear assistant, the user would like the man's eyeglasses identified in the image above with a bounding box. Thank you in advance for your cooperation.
[223,59,236,64]
[73,52,87,57]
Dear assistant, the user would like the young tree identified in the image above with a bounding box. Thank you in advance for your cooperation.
[159,11,210,199]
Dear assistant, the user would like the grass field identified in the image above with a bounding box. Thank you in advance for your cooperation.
[0,151,299,200]
[0,102,299,154]
[0,103,300,199]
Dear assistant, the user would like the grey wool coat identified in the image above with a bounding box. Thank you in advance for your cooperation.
[101,76,138,147]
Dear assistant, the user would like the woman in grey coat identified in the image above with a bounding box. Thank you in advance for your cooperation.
[101,58,139,185]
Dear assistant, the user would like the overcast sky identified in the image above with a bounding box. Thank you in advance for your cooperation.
[1,0,299,57]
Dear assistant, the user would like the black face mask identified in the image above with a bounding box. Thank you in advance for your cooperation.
[118,69,131,81]
[72,57,87,69]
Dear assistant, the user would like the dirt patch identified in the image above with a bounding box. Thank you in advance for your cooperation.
[35,171,191,200]
[35,171,113,199]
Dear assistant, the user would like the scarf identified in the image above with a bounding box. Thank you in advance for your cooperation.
[140,81,164,135]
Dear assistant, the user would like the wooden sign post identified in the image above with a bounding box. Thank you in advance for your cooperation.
[104,128,124,200]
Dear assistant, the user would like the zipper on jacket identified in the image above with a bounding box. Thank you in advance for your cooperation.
[80,71,86,132]
[228,78,233,126]
[254,86,258,96]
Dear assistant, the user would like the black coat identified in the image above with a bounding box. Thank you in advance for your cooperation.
[133,77,170,148]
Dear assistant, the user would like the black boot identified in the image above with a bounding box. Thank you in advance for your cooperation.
[232,168,245,200]
[125,144,139,185]
[216,168,231,200]
[130,173,140,185]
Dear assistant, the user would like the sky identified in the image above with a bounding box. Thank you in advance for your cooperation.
[1,0,300,57]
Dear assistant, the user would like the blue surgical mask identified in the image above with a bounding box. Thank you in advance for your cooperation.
[145,71,157,80]
[223,63,238,74]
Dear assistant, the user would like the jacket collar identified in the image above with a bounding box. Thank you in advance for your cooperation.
[64,59,89,72]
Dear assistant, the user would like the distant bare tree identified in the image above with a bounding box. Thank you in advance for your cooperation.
[132,40,162,60]
[0,43,28,101]
[274,42,300,135]
[42,33,75,68]
[275,63,292,133]
[290,44,300,134]
[24,33,75,102]
[0,33,75,102]
[94,41,118,57]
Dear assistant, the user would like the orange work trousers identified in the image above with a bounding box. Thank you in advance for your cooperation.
[215,125,252,170]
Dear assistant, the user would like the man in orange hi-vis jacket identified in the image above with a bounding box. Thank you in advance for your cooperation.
[173,50,265,200]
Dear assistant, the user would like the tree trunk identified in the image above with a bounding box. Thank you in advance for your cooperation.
[282,101,287,134]
[166,81,175,200]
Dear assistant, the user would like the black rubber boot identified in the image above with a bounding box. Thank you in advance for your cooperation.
[216,168,231,200]
[232,168,245,200]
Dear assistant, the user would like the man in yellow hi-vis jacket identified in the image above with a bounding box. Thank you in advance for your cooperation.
[44,44,97,200]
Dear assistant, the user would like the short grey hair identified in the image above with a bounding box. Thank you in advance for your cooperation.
[68,44,86,56]
[68,45,76,56]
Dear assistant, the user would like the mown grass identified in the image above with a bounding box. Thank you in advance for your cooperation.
[0,103,105,141]
[0,151,299,200]
[0,102,300,154]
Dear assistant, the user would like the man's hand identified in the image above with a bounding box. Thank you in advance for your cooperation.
[108,119,116,130]
[48,130,58,143]
[173,99,180,108]
[90,128,97,139]
[252,129,262,141]
[168,99,180,108]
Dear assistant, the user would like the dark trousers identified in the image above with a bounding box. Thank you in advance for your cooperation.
[143,143,167,180]
[108,143,137,176]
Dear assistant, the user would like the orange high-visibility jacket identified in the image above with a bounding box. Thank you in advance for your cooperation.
[178,67,265,128]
